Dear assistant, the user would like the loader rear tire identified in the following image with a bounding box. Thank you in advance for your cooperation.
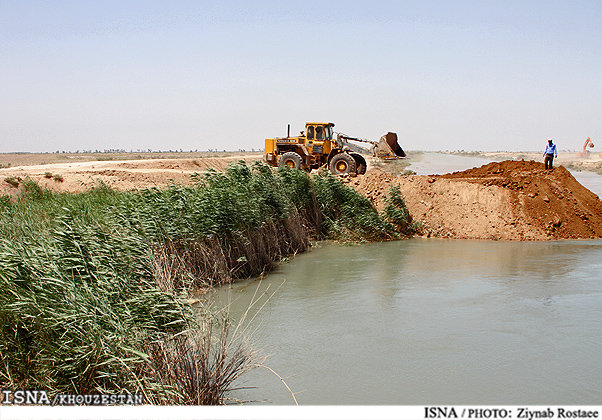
[350,153,367,175]
[278,152,303,170]
[329,153,356,176]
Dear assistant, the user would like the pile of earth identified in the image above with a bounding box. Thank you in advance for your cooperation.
[348,160,602,240]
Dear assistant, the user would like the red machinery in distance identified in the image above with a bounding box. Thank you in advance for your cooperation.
[578,137,595,157]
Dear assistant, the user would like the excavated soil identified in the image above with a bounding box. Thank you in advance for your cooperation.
[348,160,602,240]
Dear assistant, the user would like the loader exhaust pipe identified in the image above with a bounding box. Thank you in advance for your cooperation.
[287,124,290,138]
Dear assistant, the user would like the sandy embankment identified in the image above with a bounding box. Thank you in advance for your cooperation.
[348,160,602,241]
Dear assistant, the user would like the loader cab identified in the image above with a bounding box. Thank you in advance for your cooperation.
[305,122,334,142]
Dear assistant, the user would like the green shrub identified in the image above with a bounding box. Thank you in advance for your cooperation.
[311,171,398,242]
[384,186,420,236]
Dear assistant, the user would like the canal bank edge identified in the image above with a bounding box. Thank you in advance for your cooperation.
[348,160,602,241]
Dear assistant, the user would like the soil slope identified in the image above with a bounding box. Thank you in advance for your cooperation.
[348,160,602,240]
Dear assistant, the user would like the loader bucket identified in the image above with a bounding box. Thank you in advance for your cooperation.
[373,132,406,158]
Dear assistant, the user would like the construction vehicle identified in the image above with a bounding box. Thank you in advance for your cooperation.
[579,137,595,157]
[264,122,405,175]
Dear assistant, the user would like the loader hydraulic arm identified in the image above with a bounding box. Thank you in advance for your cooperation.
[336,134,376,147]
[336,132,406,159]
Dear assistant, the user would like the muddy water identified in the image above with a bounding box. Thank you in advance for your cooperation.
[210,153,602,404]
[213,239,602,404]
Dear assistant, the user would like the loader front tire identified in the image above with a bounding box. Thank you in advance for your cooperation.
[278,152,303,170]
[329,153,356,176]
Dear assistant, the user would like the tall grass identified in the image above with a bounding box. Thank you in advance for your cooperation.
[0,188,191,395]
[0,162,415,403]
[384,186,421,236]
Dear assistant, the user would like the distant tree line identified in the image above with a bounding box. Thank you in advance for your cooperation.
[46,148,258,154]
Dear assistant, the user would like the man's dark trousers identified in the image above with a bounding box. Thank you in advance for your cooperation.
[544,153,554,169]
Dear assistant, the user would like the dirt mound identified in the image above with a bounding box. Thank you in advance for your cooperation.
[348,160,602,240]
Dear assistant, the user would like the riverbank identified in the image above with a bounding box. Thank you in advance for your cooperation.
[0,163,414,403]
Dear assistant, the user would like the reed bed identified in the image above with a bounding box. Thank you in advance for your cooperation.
[0,162,415,403]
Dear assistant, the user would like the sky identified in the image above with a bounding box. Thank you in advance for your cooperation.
[0,0,601,153]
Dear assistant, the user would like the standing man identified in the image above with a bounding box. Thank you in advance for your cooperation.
[543,138,558,170]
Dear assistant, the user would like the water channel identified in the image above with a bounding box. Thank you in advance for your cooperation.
[210,153,602,404]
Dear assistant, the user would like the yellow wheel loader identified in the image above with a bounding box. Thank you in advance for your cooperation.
[264,122,405,176]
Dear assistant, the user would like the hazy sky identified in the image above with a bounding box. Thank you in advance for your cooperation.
[1,0,601,152]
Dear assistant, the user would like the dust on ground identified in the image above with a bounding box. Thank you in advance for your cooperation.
[348,160,602,241]
[365,151,419,175]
